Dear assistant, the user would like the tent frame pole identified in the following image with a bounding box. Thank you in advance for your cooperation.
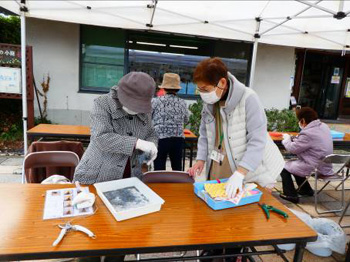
[20,2,28,184]
[249,19,261,88]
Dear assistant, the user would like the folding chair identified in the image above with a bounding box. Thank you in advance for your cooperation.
[297,154,350,215]
[334,162,350,191]
[140,170,194,260]
[23,151,80,183]
[142,170,194,183]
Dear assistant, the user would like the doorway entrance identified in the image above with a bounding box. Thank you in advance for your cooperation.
[298,52,345,119]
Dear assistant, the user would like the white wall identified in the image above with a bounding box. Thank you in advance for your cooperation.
[27,18,99,125]
[253,43,295,110]
[27,18,295,125]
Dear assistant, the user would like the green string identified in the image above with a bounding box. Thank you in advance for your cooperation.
[216,105,224,150]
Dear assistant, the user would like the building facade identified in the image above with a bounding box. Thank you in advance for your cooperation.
[27,18,295,125]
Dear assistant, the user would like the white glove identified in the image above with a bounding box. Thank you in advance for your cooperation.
[225,171,245,199]
[72,192,96,209]
[282,134,291,145]
[136,139,158,165]
[282,133,291,140]
[41,175,71,184]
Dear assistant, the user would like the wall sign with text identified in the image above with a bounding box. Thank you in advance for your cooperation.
[0,67,21,94]
[0,47,21,66]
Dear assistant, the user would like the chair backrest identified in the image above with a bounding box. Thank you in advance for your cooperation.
[24,151,80,183]
[322,154,350,165]
[319,154,350,174]
[28,140,84,158]
[142,171,194,183]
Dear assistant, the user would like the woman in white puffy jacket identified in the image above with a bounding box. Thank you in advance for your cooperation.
[188,57,284,198]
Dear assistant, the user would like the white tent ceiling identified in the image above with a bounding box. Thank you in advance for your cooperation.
[2,0,350,51]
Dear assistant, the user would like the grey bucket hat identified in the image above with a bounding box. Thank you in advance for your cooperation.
[117,72,156,113]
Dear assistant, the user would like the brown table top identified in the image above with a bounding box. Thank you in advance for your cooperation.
[0,183,316,261]
[27,124,91,136]
[27,124,197,139]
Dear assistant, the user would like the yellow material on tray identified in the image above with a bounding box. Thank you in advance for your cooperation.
[204,183,228,198]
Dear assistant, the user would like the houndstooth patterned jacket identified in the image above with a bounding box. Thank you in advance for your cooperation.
[73,86,158,185]
[152,94,189,139]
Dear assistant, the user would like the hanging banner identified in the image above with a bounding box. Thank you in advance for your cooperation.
[0,67,21,94]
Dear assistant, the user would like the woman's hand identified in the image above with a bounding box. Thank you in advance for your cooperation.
[188,160,205,177]
[135,139,158,165]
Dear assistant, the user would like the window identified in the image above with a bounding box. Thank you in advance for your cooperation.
[80,25,125,92]
[127,32,212,98]
[128,50,209,96]
[80,26,252,96]
[127,32,252,98]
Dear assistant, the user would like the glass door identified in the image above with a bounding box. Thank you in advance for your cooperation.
[298,52,345,119]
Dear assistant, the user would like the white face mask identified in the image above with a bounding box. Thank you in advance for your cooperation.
[199,88,221,104]
[122,106,138,115]
[299,121,304,130]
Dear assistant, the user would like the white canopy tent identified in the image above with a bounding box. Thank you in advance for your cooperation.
[2,0,350,182]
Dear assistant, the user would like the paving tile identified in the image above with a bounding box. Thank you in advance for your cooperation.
[0,157,7,164]
[0,157,24,166]
[256,245,338,262]
[13,167,22,175]
[300,192,337,203]
[0,174,21,183]
[322,201,350,217]
[297,202,336,217]
[0,166,21,174]
[327,190,350,201]
[332,252,347,262]
[285,203,306,213]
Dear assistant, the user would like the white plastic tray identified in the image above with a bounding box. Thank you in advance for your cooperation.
[94,177,165,221]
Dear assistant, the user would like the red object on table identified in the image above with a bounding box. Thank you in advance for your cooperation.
[269,132,283,137]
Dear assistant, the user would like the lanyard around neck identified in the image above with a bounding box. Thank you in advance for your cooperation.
[216,104,224,150]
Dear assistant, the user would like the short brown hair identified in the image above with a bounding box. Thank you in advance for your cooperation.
[193,57,228,85]
[296,107,318,124]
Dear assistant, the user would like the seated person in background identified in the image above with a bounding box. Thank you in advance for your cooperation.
[152,73,189,171]
[280,107,333,204]
[73,72,158,185]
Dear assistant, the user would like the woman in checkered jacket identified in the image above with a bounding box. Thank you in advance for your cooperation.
[73,72,158,185]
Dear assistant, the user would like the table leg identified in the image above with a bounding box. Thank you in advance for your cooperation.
[293,242,306,262]
[189,142,193,168]
[345,240,350,262]
[182,143,186,171]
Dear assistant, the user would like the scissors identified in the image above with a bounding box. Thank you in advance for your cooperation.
[258,203,289,219]
[52,222,96,246]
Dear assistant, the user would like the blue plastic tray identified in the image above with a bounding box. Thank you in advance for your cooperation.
[331,130,345,139]
[193,179,263,210]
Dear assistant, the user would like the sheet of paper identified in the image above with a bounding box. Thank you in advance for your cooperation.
[43,187,93,220]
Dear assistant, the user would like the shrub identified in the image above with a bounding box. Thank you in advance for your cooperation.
[187,100,203,137]
[265,108,299,132]
[186,101,299,137]
[0,15,20,44]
